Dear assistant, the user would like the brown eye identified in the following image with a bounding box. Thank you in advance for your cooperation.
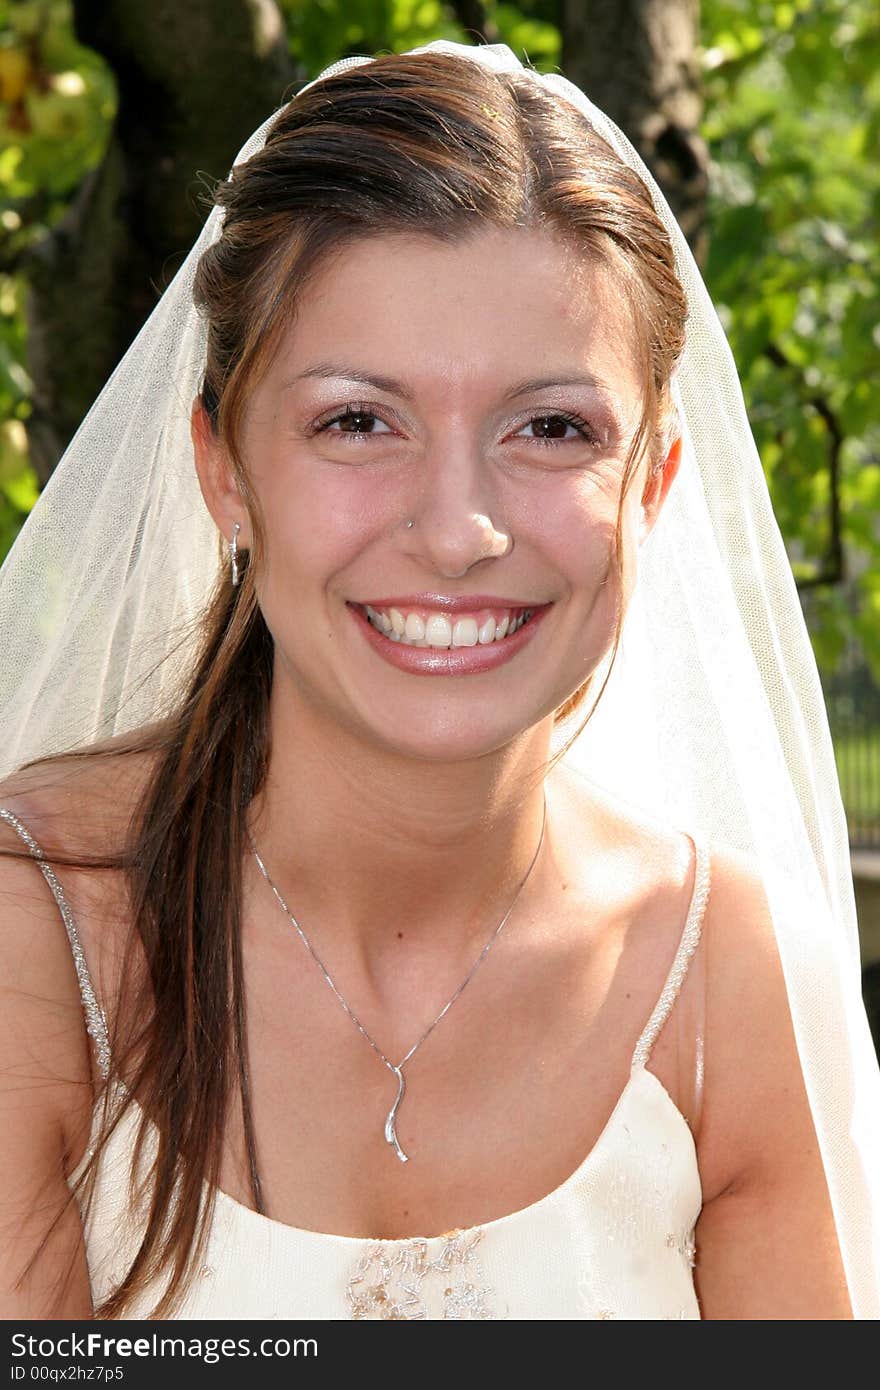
[330,410,381,434]
[516,412,601,447]
[313,403,395,437]
[530,416,575,440]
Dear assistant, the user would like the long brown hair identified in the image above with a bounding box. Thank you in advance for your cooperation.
[3,50,688,1317]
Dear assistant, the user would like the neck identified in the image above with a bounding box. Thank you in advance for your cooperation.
[247,685,555,968]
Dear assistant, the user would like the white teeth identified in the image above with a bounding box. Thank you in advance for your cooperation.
[452,617,479,648]
[363,605,536,647]
[425,614,453,648]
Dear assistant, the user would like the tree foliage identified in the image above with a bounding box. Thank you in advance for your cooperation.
[1,0,878,685]
[0,0,114,551]
[700,0,880,676]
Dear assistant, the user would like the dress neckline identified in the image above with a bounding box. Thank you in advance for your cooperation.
[64,827,708,1250]
[102,1063,695,1249]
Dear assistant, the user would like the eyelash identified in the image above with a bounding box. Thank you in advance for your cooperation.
[311,403,602,449]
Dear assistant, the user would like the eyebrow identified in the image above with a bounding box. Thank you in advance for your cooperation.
[284,361,614,401]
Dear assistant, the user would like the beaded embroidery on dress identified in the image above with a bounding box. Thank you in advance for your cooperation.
[345,1229,495,1320]
[1,808,711,1321]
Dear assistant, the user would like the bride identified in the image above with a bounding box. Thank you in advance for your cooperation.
[0,40,876,1320]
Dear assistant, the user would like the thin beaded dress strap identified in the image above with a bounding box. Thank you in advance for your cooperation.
[0,806,111,1080]
[630,831,712,1072]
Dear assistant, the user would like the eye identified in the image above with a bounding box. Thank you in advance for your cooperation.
[514,412,602,448]
[313,404,395,439]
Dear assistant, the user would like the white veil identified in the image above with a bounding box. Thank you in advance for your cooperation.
[0,39,877,1316]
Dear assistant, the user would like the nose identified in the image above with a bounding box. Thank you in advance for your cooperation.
[403,440,512,579]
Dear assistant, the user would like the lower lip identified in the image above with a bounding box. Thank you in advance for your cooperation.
[348,604,552,675]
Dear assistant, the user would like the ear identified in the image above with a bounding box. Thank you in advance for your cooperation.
[638,434,682,546]
[191,397,251,545]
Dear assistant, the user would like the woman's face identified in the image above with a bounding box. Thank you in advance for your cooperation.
[202,225,678,762]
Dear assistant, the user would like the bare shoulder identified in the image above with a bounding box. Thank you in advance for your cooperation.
[553,772,787,1034]
[0,720,161,956]
[0,727,162,1107]
[0,735,152,1317]
[548,777,849,1316]
[688,840,851,1316]
[694,839,804,1197]
[0,730,168,1315]
[546,767,815,1118]
[544,764,706,1087]
[0,836,96,1314]
[0,725,163,859]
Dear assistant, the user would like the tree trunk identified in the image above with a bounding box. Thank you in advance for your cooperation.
[560,0,708,263]
[24,0,296,484]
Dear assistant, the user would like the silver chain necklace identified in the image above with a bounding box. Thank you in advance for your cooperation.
[247,795,547,1163]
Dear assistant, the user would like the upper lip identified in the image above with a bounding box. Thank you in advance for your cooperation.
[351,594,549,613]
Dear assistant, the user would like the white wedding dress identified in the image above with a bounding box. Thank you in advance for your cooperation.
[3,807,710,1320]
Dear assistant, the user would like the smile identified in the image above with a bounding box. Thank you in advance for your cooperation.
[347,600,551,675]
[363,603,534,647]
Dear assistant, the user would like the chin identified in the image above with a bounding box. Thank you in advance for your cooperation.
[354,697,559,766]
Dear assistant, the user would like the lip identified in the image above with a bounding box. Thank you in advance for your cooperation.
[354,593,545,615]
[347,600,552,676]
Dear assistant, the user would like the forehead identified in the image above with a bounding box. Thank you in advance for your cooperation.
[273,225,641,404]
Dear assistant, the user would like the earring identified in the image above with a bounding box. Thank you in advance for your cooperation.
[229,522,241,587]
[405,519,415,529]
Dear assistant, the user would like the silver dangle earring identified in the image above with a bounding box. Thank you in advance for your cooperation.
[229,522,241,587]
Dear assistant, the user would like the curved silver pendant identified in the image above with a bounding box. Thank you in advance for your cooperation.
[384,1065,409,1163]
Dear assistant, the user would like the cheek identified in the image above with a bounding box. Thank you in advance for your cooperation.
[522,479,621,594]
[535,492,627,675]
[250,450,393,587]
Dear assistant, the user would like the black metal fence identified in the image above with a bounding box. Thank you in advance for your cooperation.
[802,588,880,851]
